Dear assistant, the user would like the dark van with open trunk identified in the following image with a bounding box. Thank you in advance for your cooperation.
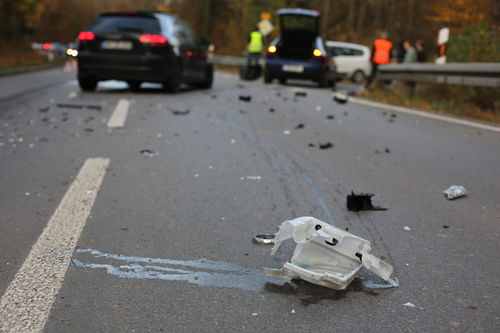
[264,8,335,87]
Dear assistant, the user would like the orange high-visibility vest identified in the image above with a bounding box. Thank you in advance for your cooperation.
[373,39,392,64]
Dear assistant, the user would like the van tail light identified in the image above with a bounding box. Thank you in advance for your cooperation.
[313,48,328,64]
[267,45,277,54]
[78,31,95,41]
[140,34,168,46]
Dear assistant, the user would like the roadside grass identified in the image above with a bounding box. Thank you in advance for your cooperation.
[360,81,500,123]
[0,46,63,72]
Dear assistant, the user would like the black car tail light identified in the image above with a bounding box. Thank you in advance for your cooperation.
[139,34,167,46]
[78,31,95,41]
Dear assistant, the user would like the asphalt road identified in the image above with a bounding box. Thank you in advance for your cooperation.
[0,66,499,332]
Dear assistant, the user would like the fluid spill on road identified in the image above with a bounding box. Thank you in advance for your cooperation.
[71,248,281,292]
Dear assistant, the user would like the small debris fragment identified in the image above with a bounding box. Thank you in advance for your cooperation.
[283,130,291,135]
[319,142,334,150]
[308,143,316,147]
[294,123,304,129]
[443,185,468,200]
[253,234,275,244]
[442,225,449,229]
[120,226,128,231]
[403,302,416,308]
[242,176,262,180]
[391,113,397,118]
[326,115,335,120]
[230,139,236,144]
[170,108,190,116]
[83,128,94,133]
[269,108,275,113]
[239,110,248,114]
[252,313,259,317]
[291,309,296,314]
[39,107,50,113]
[333,92,348,104]
[385,148,390,153]
[295,91,307,97]
[404,226,411,231]
[346,191,387,211]
[316,105,322,111]
[239,95,252,102]
[140,149,157,158]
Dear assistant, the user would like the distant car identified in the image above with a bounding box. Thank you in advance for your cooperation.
[325,41,370,83]
[264,8,335,87]
[76,11,213,92]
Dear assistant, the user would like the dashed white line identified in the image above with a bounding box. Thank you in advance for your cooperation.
[107,99,130,128]
[0,157,110,333]
[349,97,500,133]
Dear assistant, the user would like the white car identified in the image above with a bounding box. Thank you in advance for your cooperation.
[326,41,371,83]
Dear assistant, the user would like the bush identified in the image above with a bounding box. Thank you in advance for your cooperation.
[447,22,500,63]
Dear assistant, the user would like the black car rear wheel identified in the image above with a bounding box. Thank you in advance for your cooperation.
[198,64,213,89]
[78,76,98,92]
[163,70,181,93]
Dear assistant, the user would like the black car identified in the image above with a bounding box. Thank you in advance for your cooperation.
[76,11,213,92]
[264,8,335,87]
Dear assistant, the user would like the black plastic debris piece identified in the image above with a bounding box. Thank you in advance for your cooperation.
[236,84,245,89]
[391,113,397,118]
[140,149,156,158]
[319,142,334,150]
[346,191,387,211]
[86,105,102,111]
[239,110,248,114]
[83,128,94,132]
[170,108,190,116]
[295,91,307,97]
[295,123,305,129]
[239,95,252,102]
[57,103,83,109]
[326,115,335,120]
[211,95,217,99]
[343,111,348,116]
[382,111,387,116]
[269,108,275,113]
[333,92,348,104]
[443,225,450,229]
[39,107,50,113]
[375,148,390,154]
[308,143,316,147]
[385,148,390,153]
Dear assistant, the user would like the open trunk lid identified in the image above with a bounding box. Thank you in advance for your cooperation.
[277,8,320,60]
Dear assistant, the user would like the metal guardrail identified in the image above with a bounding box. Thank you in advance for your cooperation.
[377,63,500,88]
[209,55,264,66]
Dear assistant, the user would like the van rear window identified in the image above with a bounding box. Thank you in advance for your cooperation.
[281,15,317,31]
[90,16,161,34]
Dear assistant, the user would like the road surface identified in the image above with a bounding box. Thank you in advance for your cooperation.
[0,66,499,332]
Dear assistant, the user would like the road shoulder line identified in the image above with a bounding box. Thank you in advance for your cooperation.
[0,157,110,333]
[349,96,500,133]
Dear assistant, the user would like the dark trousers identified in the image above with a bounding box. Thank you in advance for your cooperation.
[367,63,378,86]
[247,52,261,67]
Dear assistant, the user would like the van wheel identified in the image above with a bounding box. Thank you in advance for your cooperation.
[127,81,142,91]
[264,71,272,84]
[351,70,366,83]
[78,76,98,92]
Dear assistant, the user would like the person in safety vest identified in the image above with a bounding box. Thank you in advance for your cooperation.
[247,26,263,67]
[367,31,393,86]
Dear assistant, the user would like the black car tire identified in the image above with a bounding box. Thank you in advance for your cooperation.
[127,81,142,91]
[351,70,366,83]
[78,76,98,92]
[198,64,214,89]
[163,70,181,93]
[264,71,272,84]
[279,78,287,85]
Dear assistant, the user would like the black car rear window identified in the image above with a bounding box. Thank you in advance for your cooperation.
[281,15,317,31]
[89,16,161,34]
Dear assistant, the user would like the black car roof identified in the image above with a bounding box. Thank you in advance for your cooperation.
[277,8,320,17]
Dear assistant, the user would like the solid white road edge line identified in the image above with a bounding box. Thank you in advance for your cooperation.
[107,99,130,128]
[0,157,110,333]
[349,96,500,133]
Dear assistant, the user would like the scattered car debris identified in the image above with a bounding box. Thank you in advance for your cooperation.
[83,128,94,132]
[385,148,390,153]
[403,302,416,308]
[170,108,190,116]
[39,107,50,113]
[346,191,387,211]
[239,95,252,102]
[239,110,248,114]
[326,115,335,120]
[308,143,316,147]
[266,216,398,290]
[333,92,348,104]
[443,185,468,200]
[295,91,307,97]
[404,226,411,231]
[318,142,334,150]
[374,149,390,154]
[236,84,245,89]
[283,130,291,135]
[295,123,304,129]
[140,149,157,158]
[443,225,450,229]
[56,103,101,110]
[316,105,322,111]
[253,234,275,244]
[269,108,275,113]
[391,113,397,118]
[241,176,262,180]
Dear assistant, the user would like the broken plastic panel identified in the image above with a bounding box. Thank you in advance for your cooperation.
[443,185,468,200]
[267,216,398,290]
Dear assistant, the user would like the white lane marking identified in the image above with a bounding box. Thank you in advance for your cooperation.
[349,96,500,133]
[106,99,130,128]
[0,158,110,333]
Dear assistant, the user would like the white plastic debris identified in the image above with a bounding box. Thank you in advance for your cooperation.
[403,302,416,308]
[404,226,411,231]
[267,216,398,290]
[443,185,468,200]
[283,130,291,135]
